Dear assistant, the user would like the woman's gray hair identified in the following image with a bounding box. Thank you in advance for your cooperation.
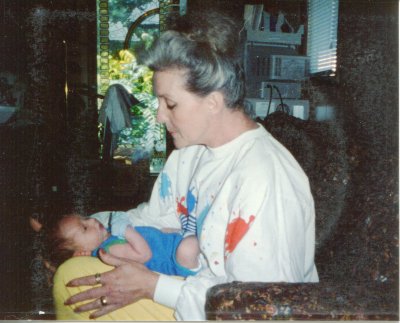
[140,11,245,109]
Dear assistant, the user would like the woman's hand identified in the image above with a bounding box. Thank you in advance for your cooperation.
[64,249,159,319]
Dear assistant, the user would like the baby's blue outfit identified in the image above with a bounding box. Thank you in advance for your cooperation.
[136,226,196,277]
[91,212,197,277]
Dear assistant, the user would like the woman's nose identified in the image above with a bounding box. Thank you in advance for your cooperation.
[156,104,167,124]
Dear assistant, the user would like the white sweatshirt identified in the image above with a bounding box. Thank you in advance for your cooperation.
[98,125,319,320]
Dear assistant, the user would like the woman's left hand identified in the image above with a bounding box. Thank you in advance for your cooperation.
[64,249,159,319]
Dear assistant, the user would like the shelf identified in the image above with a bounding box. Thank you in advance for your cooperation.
[246,25,304,46]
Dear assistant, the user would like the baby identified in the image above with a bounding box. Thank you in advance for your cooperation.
[47,211,201,277]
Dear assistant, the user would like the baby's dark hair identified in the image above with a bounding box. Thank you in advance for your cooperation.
[44,213,79,268]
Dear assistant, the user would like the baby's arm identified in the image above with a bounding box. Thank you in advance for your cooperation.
[107,227,152,263]
[107,211,152,262]
[124,227,152,262]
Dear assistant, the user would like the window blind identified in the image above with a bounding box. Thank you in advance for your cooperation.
[307,0,339,75]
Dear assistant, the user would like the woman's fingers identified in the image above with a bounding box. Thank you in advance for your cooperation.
[89,303,123,319]
[63,257,159,316]
[73,296,124,319]
[73,297,103,313]
[66,252,127,288]
[64,285,105,305]
[67,272,103,287]
[74,292,139,319]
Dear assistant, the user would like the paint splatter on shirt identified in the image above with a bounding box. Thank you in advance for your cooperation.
[224,214,255,257]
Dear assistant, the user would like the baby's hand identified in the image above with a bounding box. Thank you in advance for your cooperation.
[110,211,132,238]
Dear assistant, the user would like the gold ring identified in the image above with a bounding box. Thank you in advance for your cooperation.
[100,296,107,306]
[94,273,102,284]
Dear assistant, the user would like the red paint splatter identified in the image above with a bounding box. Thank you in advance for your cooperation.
[176,197,188,216]
[225,215,255,254]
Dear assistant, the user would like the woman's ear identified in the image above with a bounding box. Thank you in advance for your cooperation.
[207,91,225,114]
[73,250,91,257]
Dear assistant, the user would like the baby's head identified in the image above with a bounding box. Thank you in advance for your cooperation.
[47,213,109,267]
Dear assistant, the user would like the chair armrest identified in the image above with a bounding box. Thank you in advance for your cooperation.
[205,281,398,320]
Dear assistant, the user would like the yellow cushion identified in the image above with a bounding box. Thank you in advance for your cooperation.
[53,256,176,321]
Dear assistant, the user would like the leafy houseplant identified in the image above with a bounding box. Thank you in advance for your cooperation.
[107,47,166,168]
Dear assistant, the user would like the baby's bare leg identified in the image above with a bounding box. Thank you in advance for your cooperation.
[176,235,200,269]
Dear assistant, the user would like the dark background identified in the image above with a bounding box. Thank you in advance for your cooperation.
[0,0,398,319]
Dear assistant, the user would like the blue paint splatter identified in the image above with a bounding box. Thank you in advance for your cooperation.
[159,172,172,199]
[186,188,196,213]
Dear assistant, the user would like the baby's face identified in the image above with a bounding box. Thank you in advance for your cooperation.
[61,216,109,252]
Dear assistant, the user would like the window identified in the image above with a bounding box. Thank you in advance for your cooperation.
[307,0,339,76]
[96,0,167,174]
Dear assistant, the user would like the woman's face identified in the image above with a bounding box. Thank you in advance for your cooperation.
[153,68,213,149]
[61,216,108,252]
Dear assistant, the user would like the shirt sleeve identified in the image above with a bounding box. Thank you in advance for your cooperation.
[175,267,228,320]
[173,162,318,320]
[153,275,184,308]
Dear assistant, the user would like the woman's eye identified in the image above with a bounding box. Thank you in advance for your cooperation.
[166,103,176,110]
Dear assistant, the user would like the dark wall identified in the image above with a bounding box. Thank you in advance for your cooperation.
[338,0,398,157]
[1,2,101,317]
[317,0,398,282]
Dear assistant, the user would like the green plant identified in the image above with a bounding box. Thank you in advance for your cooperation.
[108,49,165,163]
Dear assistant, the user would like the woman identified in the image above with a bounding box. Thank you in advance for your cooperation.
[53,10,318,321]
